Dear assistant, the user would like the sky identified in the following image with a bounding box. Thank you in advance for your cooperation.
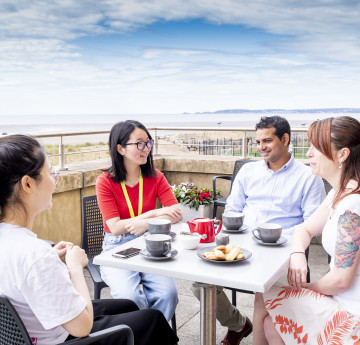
[0,0,360,115]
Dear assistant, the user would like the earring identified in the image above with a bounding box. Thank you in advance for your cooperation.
[338,162,342,169]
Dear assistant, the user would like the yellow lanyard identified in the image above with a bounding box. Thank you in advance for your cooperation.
[120,170,143,218]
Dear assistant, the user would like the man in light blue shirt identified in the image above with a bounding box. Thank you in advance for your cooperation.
[226,150,325,235]
[193,116,326,345]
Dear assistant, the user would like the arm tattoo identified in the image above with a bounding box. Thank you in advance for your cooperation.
[335,210,360,269]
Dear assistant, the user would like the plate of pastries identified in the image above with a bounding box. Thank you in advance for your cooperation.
[197,244,252,264]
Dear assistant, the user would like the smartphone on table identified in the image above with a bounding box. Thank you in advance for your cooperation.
[112,247,141,259]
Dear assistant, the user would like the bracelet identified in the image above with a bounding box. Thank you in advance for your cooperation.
[290,251,305,256]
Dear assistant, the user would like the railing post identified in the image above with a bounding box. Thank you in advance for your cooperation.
[154,129,158,154]
[242,131,248,158]
[59,136,66,170]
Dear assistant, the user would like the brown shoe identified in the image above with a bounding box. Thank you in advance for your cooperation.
[219,317,253,345]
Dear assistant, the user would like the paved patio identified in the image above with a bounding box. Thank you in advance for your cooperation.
[84,243,329,345]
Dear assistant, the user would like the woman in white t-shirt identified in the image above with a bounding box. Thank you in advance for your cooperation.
[253,116,360,345]
[0,134,178,345]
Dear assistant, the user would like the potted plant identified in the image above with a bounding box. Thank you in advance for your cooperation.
[171,182,223,222]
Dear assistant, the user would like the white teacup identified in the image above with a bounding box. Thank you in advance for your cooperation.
[252,223,282,243]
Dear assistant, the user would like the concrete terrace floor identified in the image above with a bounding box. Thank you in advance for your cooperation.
[84,243,329,345]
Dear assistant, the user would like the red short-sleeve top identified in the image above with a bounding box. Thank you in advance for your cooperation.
[96,169,178,233]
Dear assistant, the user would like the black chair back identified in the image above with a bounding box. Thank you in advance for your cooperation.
[0,296,32,345]
[81,195,109,300]
[0,296,134,345]
[212,159,254,218]
[82,195,104,258]
[230,160,252,192]
[322,178,332,195]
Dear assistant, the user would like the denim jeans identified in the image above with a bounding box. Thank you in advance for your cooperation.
[100,232,178,321]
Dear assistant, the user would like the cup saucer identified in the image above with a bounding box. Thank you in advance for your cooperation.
[221,224,249,233]
[252,236,288,246]
[140,249,178,260]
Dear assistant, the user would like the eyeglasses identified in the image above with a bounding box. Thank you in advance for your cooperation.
[51,167,59,185]
[124,139,154,151]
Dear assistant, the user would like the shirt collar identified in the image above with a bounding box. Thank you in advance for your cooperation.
[262,153,294,173]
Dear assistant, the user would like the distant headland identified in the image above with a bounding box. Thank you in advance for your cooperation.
[189,108,360,115]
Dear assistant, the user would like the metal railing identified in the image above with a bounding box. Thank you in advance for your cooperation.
[35,127,310,170]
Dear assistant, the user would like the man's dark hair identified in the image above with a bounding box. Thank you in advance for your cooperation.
[255,116,291,146]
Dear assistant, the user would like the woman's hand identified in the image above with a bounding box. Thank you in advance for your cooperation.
[54,241,74,258]
[65,245,88,271]
[154,204,182,220]
[287,252,308,290]
[125,219,148,237]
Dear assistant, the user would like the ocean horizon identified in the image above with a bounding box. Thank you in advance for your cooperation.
[2,111,360,136]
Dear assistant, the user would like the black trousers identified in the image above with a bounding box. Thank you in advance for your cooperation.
[66,299,178,345]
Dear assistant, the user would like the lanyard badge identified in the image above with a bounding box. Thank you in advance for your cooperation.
[120,170,143,218]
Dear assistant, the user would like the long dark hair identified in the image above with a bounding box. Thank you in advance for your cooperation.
[307,116,360,206]
[0,135,46,220]
[106,120,156,183]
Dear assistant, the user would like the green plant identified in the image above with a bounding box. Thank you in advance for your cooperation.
[171,182,223,210]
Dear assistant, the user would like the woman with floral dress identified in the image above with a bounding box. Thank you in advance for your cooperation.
[253,116,360,345]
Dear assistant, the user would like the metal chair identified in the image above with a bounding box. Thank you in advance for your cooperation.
[81,195,177,334]
[0,295,134,345]
[212,160,254,218]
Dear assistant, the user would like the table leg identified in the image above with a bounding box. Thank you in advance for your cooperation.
[194,282,216,345]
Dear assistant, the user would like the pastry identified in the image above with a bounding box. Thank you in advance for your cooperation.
[225,247,241,261]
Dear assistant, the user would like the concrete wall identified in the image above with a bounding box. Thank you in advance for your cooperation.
[34,155,243,245]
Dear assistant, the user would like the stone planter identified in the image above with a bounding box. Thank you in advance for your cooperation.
[179,204,213,223]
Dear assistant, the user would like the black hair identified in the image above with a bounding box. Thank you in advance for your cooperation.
[0,135,46,220]
[255,116,291,146]
[106,120,156,183]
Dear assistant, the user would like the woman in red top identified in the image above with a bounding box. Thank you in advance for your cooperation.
[96,120,182,322]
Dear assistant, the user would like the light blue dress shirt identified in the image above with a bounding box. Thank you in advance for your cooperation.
[224,155,326,235]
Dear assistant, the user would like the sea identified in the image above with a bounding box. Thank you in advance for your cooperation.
[1,111,360,144]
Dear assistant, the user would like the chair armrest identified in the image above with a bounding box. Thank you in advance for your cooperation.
[61,325,134,345]
[212,175,232,199]
[86,259,104,284]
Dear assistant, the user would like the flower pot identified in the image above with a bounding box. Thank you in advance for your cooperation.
[178,204,213,223]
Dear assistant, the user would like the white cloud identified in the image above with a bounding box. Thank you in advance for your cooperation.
[0,0,360,114]
[142,48,212,59]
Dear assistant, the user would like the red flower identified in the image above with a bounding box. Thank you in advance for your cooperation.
[200,193,205,197]
[200,197,203,202]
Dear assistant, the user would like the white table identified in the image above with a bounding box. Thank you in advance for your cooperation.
[94,223,291,345]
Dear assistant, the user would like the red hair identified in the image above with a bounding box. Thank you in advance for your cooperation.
[307,116,360,206]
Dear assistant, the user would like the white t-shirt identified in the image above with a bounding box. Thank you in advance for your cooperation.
[0,223,87,345]
[322,191,360,315]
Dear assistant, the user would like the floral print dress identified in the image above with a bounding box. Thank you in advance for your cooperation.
[264,192,360,344]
